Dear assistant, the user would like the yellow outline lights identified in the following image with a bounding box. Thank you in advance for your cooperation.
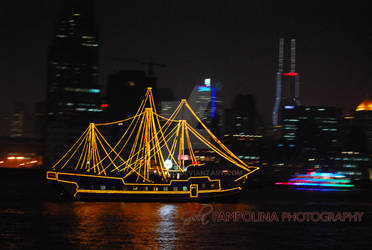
[47,87,259,197]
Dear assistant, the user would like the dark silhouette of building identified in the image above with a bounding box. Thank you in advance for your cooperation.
[276,105,342,164]
[349,98,372,152]
[222,94,264,166]
[224,94,262,136]
[280,106,341,147]
[45,0,104,165]
[10,103,26,138]
[106,70,157,140]
[33,102,46,139]
[158,88,174,102]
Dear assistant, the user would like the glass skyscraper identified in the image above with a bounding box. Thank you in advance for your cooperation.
[45,0,104,165]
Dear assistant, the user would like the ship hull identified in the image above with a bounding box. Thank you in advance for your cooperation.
[46,171,243,202]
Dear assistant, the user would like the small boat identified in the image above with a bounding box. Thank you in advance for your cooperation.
[46,88,258,201]
[275,171,355,191]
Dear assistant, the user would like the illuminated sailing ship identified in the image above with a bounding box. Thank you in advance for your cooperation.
[46,88,259,201]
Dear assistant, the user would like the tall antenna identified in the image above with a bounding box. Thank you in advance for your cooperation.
[278,38,284,73]
[290,39,296,72]
[273,38,301,126]
[273,38,284,126]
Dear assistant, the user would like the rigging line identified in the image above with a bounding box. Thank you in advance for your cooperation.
[94,127,130,174]
[93,92,149,164]
[94,126,126,168]
[151,95,181,168]
[183,101,248,167]
[79,134,89,170]
[75,133,88,171]
[144,109,150,181]
[94,113,138,126]
[120,119,181,179]
[141,109,153,181]
[102,113,145,173]
[123,112,148,179]
[93,129,106,176]
[60,126,91,170]
[168,122,181,169]
[154,113,181,123]
[185,122,249,171]
[93,111,143,167]
[234,167,260,182]
[92,128,99,174]
[117,113,181,175]
[185,125,197,164]
[94,127,121,174]
[120,127,179,181]
[181,120,185,170]
[166,98,186,121]
[94,111,144,161]
[128,111,147,173]
[122,120,180,171]
[178,121,183,168]
[150,109,168,180]
[95,88,150,126]
[117,109,174,172]
[116,112,147,172]
[52,126,89,169]
[86,124,94,173]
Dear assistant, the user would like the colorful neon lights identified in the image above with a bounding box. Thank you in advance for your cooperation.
[275,182,354,188]
[275,171,355,189]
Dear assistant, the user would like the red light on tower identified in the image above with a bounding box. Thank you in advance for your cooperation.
[100,104,108,108]
[282,72,298,76]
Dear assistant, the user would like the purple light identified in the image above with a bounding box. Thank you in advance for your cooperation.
[275,182,354,188]
[294,188,349,192]
[290,178,351,183]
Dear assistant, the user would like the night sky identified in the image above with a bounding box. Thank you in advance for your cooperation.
[1,0,371,128]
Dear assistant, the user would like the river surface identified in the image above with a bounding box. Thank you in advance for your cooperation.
[1,169,372,249]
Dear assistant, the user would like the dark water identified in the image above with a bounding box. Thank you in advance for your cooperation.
[1,169,372,249]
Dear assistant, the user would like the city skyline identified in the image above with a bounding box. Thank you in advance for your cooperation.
[1,0,371,126]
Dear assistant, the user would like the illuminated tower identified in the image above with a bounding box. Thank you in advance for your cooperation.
[272,38,300,126]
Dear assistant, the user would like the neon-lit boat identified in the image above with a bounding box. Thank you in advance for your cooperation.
[275,171,355,191]
[46,88,259,201]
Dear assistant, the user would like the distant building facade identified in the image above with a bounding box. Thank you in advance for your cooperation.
[224,94,261,136]
[45,0,104,165]
[10,103,26,138]
[187,78,223,132]
[279,105,342,154]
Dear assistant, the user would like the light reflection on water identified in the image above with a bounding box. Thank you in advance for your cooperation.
[1,187,372,249]
[37,202,259,249]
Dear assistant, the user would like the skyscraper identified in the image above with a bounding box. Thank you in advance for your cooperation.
[187,78,223,130]
[45,0,104,165]
[280,106,341,148]
[272,38,300,126]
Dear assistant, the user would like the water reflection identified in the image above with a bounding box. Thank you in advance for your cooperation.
[27,194,372,249]
[156,204,178,249]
